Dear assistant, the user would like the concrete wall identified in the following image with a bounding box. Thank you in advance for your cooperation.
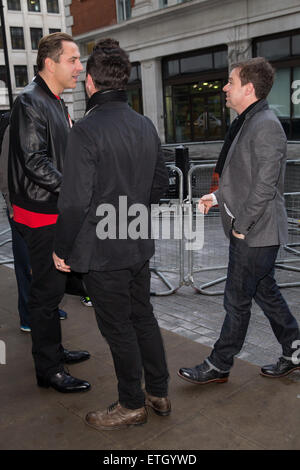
[67,0,300,139]
[0,0,73,114]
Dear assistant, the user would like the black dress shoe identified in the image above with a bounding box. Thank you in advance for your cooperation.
[37,370,91,393]
[261,357,300,378]
[178,360,229,385]
[63,348,90,364]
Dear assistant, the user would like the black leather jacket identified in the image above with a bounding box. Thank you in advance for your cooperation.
[8,74,71,214]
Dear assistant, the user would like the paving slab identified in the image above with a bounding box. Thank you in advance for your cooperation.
[0,263,300,451]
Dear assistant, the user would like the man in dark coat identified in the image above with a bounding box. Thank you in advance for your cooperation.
[53,39,170,430]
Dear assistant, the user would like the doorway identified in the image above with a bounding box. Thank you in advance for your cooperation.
[165,79,228,143]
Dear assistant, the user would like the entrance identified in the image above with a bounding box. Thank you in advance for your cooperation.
[165,79,228,143]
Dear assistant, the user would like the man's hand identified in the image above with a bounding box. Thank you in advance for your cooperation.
[53,252,71,272]
[232,229,245,240]
[198,194,214,214]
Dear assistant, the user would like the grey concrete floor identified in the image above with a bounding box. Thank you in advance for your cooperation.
[1,195,300,450]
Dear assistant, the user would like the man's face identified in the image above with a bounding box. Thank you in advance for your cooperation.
[223,67,247,114]
[52,41,83,93]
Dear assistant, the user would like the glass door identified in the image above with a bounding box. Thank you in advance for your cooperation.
[166,80,227,142]
[191,81,223,140]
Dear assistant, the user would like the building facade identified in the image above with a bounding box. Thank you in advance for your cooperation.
[66,0,300,144]
[0,0,73,114]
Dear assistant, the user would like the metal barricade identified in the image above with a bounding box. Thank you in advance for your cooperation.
[0,227,13,265]
[186,164,228,295]
[275,160,300,286]
[186,160,300,295]
[150,165,185,295]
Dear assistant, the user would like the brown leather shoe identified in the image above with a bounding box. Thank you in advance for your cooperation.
[85,402,147,430]
[145,392,171,416]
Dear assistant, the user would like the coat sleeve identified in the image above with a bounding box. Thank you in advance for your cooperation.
[233,119,287,236]
[10,95,62,193]
[54,124,97,259]
[149,138,169,204]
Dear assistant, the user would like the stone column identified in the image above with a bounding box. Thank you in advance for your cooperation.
[132,0,153,17]
[227,38,252,120]
[151,0,160,10]
[227,39,252,69]
[140,58,165,142]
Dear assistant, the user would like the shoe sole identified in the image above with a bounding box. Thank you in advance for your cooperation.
[260,366,300,378]
[177,371,228,385]
[145,404,171,416]
[85,419,147,431]
[37,378,91,393]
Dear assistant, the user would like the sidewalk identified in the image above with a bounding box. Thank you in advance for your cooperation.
[0,262,300,450]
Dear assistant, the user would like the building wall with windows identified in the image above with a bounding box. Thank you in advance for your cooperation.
[66,0,300,143]
[0,0,72,114]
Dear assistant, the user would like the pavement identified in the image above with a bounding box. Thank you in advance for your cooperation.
[1,198,300,451]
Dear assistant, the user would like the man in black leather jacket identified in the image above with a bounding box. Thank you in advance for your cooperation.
[53,39,170,429]
[8,33,91,393]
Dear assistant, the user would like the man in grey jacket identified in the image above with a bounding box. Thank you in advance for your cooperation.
[178,57,300,384]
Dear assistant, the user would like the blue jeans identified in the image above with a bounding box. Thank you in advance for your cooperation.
[208,231,300,371]
[8,214,31,327]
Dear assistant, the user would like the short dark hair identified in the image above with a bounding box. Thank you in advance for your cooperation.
[37,32,75,72]
[231,57,275,99]
[86,38,131,91]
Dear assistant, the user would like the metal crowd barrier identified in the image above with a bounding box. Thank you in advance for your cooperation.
[150,165,185,295]
[0,227,13,265]
[187,161,300,295]
[151,160,300,296]
[187,164,228,295]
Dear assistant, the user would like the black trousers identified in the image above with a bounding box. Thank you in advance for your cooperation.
[84,260,169,409]
[209,232,300,371]
[15,222,66,379]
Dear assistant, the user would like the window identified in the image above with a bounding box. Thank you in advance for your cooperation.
[163,48,227,78]
[10,27,25,49]
[127,64,143,115]
[49,28,61,34]
[0,66,8,88]
[163,46,228,143]
[7,0,21,10]
[14,66,28,88]
[254,30,300,140]
[159,0,168,7]
[27,0,41,12]
[47,0,59,13]
[30,28,43,50]
[116,0,131,22]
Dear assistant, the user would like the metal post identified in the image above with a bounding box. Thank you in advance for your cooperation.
[0,0,13,109]
[175,145,189,199]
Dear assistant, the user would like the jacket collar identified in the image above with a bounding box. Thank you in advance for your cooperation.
[86,89,128,114]
[244,98,269,120]
[220,99,269,177]
[34,74,59,100]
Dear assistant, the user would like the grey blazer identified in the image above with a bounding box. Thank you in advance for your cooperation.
[215,99,288,247]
